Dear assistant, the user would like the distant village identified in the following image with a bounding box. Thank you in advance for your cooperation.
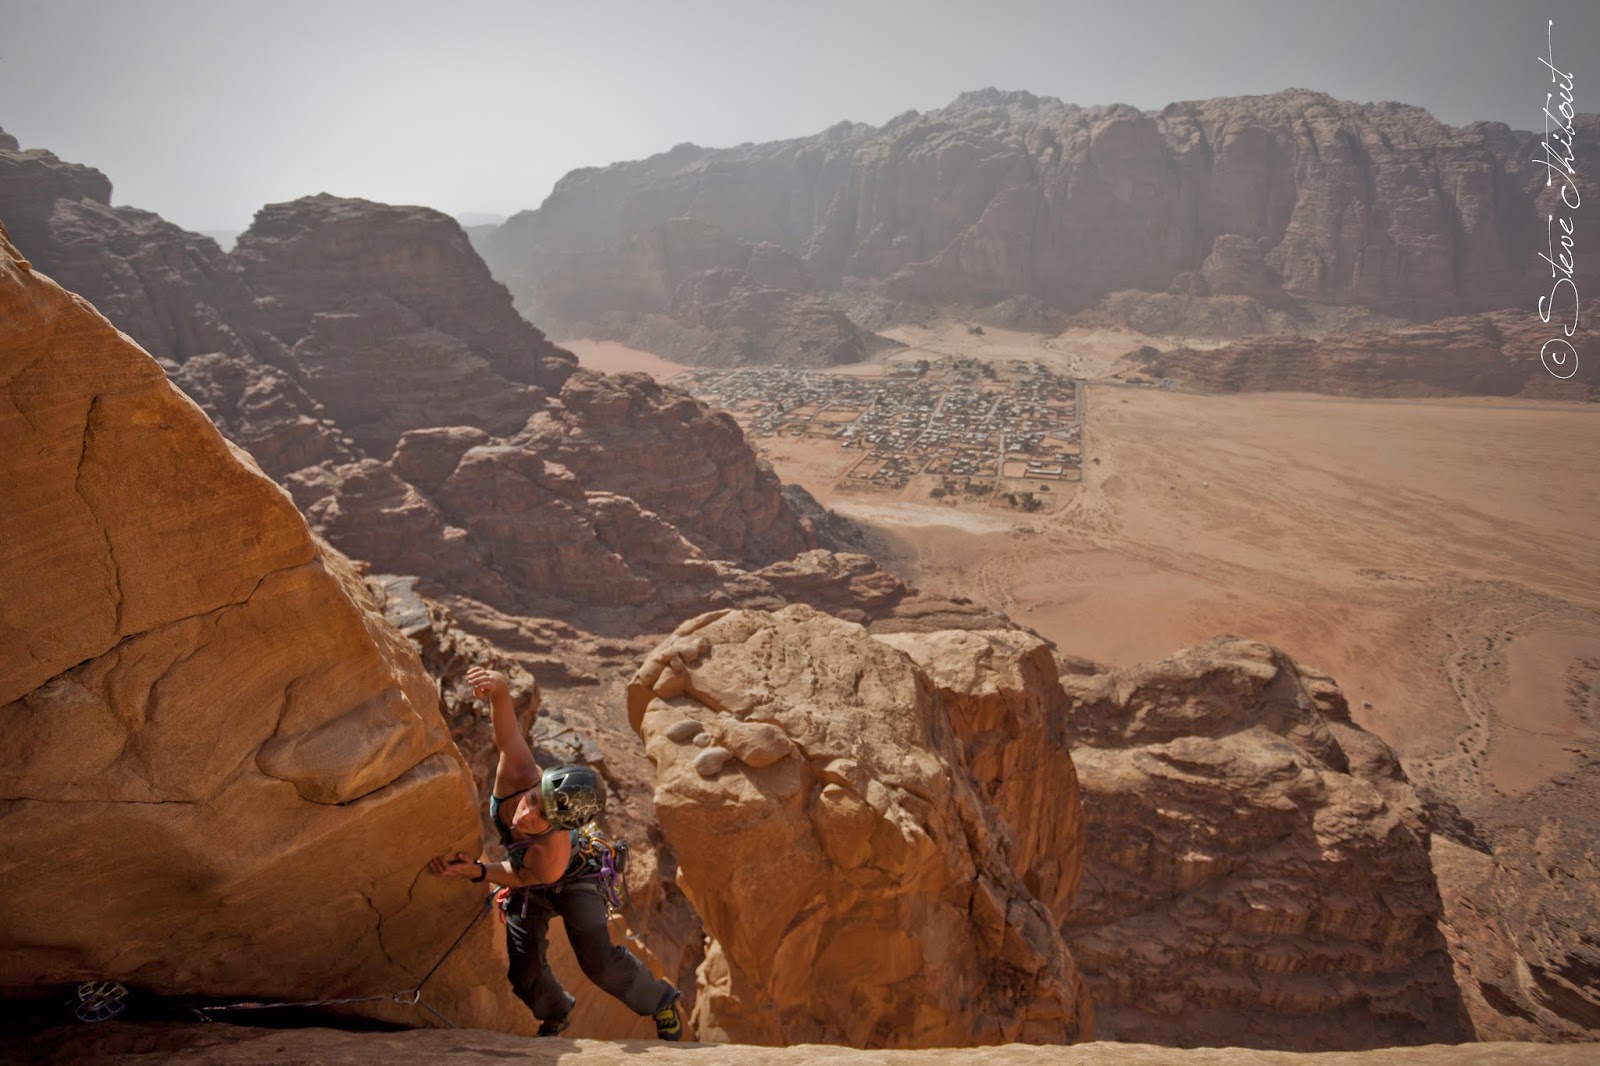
[673,357,1084,509]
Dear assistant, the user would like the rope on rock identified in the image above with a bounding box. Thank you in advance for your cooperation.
[77,894,495,1029]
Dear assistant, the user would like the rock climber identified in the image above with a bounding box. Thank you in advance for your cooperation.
[427,665,684,1039]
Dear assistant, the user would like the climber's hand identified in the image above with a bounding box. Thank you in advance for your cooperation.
[427,851,479,879]
[466,666,509,701]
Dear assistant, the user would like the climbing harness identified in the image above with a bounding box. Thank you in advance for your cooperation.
[575,821,631,915]
[71,895,496,1028]
[497,821,630,918]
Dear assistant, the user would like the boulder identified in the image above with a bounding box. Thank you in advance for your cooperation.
[627,605,1090,1048]
[0,222,522,1030]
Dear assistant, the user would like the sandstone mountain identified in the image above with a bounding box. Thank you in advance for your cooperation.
[628,607,1090,1047]
[485,90,1600,327]
[0,126,284,368]
[0,130,950,655]
[1057,638,1463,1050]
[0,223,525,1032]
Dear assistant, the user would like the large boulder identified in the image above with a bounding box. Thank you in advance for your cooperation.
[1059,637,1466,1050]
[0,223,520,1030]
[627,605,1090,1048]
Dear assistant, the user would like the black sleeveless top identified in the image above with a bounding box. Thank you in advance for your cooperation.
[489,789,583,879]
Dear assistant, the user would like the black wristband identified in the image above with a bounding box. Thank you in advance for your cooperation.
[471,861,487,883]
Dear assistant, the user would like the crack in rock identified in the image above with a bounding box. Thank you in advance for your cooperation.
[73,393,125,635]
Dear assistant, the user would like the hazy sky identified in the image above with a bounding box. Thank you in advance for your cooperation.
[2,0,1595,233]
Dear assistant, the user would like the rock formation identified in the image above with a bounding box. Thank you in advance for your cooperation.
[0,139,894,647]
[486,91,1600,325]
[0,222,521,1030]
[627,606,1090,1048]
[230,195,575,460]
[1058,637,1465,1050]
[0,130,287,370]
[534,217,896,367]
[1115,303,1599,398]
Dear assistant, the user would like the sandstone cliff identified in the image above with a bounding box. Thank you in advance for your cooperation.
[1115,304,1600,399]
[1058,638,1464,1050]
[0,136,876,645]
[0,222,522,1030]
[486,90,1600,324]
[627,607,1090,1047]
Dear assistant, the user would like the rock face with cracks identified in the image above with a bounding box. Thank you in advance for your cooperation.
[877,628,1084,925]
[0,222,524,1031]
[627,605,1090,1048]
[1059,637,1467,1050]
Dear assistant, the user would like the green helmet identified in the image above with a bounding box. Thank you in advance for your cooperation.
[540,764,605,829]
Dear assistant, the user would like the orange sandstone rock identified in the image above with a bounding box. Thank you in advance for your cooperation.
[629,605,1090,1048]
[0,221,522,1031]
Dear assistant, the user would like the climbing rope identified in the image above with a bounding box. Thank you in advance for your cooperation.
[75,895,494,1028]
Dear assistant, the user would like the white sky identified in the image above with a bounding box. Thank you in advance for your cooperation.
[1,0,1595,233]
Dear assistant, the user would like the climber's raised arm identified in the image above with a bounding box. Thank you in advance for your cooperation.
[467,666,540,796]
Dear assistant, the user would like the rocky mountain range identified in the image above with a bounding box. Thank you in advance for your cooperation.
[484,89,1600,343]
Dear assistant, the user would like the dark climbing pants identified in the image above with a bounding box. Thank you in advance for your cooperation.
[505,879,671,1022]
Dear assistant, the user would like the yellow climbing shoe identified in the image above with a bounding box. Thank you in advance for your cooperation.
[653,990,684,1041]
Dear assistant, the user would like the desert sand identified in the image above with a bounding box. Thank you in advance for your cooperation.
[808,382,1600,810]
[560,337,690,378]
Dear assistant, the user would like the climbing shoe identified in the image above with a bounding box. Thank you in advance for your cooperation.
[653,989,685,1041]
[538,992,575,1037]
